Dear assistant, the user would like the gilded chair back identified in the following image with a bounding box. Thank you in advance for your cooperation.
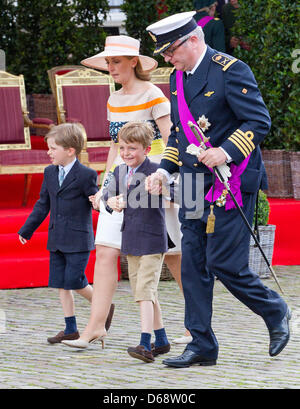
[54,68,115,149]
[47,65,85,97]
[0,71,31,150]
[150,67,173,100]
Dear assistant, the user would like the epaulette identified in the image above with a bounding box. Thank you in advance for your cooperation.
[212,53,238,72]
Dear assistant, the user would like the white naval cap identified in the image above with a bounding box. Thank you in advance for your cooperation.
[146,11,197,55]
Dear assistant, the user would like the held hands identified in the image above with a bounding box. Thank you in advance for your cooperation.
[107,194,126,213]
[89,190,102,211]
[197,147,227,168]
[145,172,167,196]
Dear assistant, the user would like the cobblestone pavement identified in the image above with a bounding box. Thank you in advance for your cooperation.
[0,266,299,390]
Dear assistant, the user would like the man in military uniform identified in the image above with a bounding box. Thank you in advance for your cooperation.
[193,1,226,52]
[146,12,291,368]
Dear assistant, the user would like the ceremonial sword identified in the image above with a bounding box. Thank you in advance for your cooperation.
[187,121,284,294]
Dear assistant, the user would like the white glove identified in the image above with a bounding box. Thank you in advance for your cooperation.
[186,143,202,156]
[186,144,231,183]
[216,163,231,183]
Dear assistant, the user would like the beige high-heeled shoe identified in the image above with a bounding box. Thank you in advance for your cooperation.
[62,335,105,349]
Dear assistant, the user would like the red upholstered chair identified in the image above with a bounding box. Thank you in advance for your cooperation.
[150,67,173,100]
[52,67,115,171]
[0,71,52,205]
[47,65,85,98]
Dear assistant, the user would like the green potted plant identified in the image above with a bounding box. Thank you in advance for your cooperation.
[249,190,276,278]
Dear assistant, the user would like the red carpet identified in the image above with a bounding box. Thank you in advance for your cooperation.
[0,174,299,289]
[0,174,120,289]
[268,198,300,265]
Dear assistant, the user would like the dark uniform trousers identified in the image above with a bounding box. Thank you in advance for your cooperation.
[180,193,286,359]
[160,46,288,359]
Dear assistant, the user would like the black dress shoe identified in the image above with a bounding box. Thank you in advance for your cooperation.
[269,307,292,357]
[162,349,216,368]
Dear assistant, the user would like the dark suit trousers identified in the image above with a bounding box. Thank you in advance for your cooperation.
[180,192,287,359]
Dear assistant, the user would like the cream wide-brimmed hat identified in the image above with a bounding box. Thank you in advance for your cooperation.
[81,35,158,72]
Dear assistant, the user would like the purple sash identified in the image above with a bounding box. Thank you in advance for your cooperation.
[176,70,250,210]
[197,16,214,28]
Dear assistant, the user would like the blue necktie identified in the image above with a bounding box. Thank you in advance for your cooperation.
[58,167,65,187]
[186,73,192,83]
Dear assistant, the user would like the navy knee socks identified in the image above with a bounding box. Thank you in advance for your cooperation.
[64,315,77,334]
[154,328,169,347]
[139,328,169,351]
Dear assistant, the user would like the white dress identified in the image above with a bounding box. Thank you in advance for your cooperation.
[95,83,181,253]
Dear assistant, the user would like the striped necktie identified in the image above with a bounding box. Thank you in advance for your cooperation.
[58,167,65,187]
[127,168,134,188]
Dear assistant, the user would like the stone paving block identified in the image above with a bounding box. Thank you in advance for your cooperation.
[0,266,299,389]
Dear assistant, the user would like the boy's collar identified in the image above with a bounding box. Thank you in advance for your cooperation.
[58,157,77,173]
[127,157,148,173]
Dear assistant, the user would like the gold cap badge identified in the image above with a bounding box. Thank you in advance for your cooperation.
[148,32,157,43]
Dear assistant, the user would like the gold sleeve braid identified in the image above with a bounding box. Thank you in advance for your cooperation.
[228,129,255,158]
[162,147,179,166]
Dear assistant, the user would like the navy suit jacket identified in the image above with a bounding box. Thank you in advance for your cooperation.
[102,157,169,256]
[19,159,98,253]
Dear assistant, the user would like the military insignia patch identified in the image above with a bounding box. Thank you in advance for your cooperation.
[216,189,228,207]
[212,54,238,71]
[172,90,177,96]
[242,88,248,94]
[197,115,211,132]
[204,91,215,97]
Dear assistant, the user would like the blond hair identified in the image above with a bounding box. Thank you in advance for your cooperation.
[118,121,154,148]
[126,56,151,81]
[45,123,85,156]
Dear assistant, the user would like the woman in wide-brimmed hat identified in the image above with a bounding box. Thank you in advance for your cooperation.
[62,35,190,351]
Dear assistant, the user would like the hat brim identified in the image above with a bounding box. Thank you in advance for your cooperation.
[81,51,157,72]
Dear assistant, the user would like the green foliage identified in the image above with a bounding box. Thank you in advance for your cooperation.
[0,1,17,57]
[233,0,300,151]
[121,0,158,57]
[0,0,109,93]
[121,0,193,65]
[163,0,194,15]
[254,190,270,226]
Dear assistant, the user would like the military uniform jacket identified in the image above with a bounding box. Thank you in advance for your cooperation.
[18,160,98,252]
[160,46,270,216]
[195,11,226,52]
